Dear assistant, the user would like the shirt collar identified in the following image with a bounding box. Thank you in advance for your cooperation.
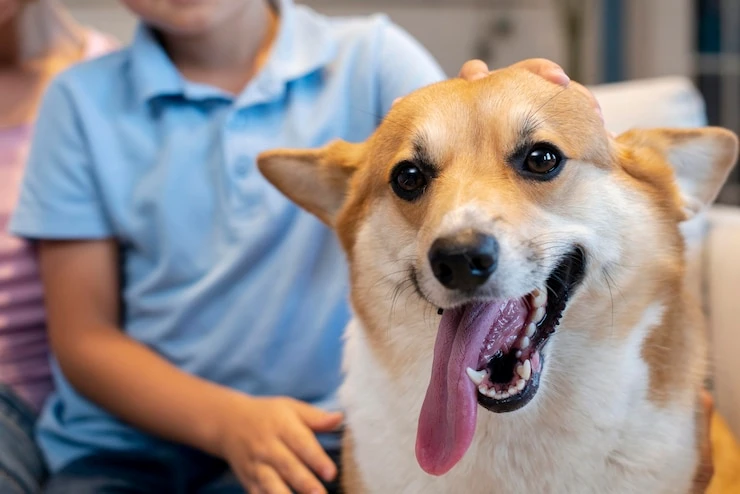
[128,0,337,106]
[128,25,184,104]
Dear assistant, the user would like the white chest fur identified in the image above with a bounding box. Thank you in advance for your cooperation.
[338,309,698,494]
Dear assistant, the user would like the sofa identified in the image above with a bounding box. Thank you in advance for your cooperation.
[590,76,740,492]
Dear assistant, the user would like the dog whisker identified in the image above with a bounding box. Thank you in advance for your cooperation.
[526,86,569,123]
[386,278,413,332]
[602,267,616,334]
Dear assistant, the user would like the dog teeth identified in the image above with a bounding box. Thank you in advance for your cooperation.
[479,366,532,400]
[480,385,496,398]
[475,355,536,401]
[515,350,522,358]
[525,322,536,338]
[466,367,487,386]
[478,384,491,397]
[534,307,546,324]
[516,359,532,380]
[533,288,547,308]
[518,336,530,350]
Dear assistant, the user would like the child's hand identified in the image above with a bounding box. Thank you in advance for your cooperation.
[456,58,605,124]
[393,58,604,126]
[458,57,569,84]
[215,394,343,494]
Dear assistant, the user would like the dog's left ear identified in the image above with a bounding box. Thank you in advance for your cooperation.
[257,139,364,227]
[618,127,739,221]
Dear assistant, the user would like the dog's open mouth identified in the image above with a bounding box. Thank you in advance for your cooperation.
[472,248,586,413]
[416,247,586,476]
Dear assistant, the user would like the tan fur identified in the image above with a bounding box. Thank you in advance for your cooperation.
[340,428,369,493]
[258,68,739,493]
[692,393,713,493]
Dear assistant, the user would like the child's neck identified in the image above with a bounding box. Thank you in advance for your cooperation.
[159,1,279,96]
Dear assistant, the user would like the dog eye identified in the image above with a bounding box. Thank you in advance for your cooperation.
[524,145,563,176]
[390,161,427,201]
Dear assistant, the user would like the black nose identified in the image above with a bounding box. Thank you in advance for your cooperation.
[428,230,499,290]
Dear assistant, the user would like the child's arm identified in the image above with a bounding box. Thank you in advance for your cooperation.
[39,238,342,494]
[14,68,342,494]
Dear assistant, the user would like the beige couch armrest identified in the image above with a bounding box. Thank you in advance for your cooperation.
[706,206,740,438]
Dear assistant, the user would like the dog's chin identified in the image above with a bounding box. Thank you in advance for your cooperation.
[416,247,587,414]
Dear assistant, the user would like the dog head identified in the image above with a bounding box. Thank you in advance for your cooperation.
[257,68,738,475]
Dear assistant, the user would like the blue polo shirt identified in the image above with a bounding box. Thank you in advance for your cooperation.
[9,0,444,471]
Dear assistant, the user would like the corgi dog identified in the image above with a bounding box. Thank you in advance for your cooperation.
[257,68,739,493]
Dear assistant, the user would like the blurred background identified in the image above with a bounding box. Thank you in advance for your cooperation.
[60,0,739,204]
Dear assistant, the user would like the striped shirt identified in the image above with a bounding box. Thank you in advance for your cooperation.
[0,30,115,412]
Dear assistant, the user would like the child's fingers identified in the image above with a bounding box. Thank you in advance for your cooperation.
[249,464,292,494]
[508,58,570,86]
[270,442,328,494]
[396,59,492,107]
[283,421,338,482]
[291,400,344,432]
[408,58,603,129]
[507,60,605,125]
[458,58,567,85]
[457,59,490,81]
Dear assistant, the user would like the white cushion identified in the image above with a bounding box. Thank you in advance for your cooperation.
[589,76,708,134]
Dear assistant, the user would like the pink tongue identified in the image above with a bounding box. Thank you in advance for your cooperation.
[415,301,513,475]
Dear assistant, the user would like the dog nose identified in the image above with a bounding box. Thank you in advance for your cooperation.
[428,230,499,290]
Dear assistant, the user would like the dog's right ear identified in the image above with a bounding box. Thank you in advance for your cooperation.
[617,127,739,221]
[257,139,364,227]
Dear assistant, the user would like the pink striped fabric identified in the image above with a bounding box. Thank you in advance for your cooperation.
[0,126,52,412]
[0,30,116,412]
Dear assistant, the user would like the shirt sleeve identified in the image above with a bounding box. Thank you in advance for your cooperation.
[9,78,114,240]
[375,19,447,118]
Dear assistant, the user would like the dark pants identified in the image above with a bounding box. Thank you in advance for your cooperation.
[0,383,48,494]
[44,442,342,494]
[0,382,342,494]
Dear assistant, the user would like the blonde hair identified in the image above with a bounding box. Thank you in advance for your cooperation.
[17,0,86,62]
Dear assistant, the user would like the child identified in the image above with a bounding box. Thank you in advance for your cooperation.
[10,0,589,492]
[0,1,115,492]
